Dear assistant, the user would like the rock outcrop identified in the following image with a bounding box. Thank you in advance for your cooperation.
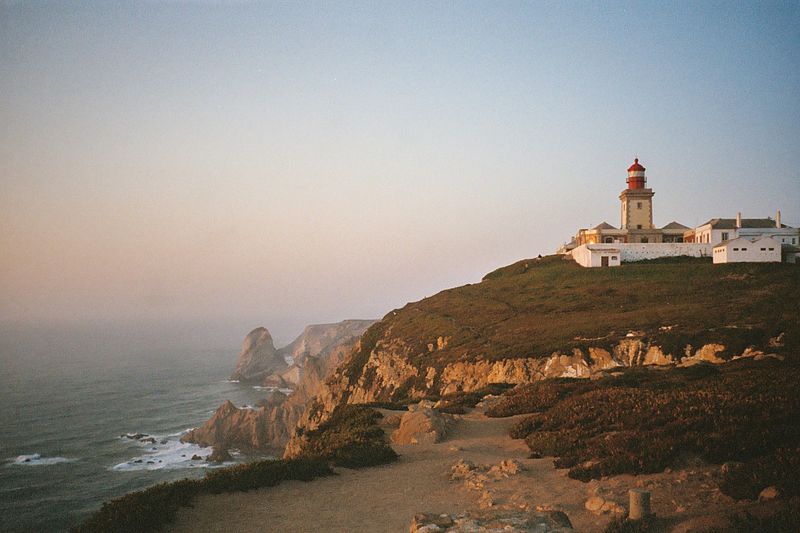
[230,328,287,384]
[181,395,292,454]
[281,320,376,367]
[391,402,453,445]
[186,320,374,453]
[409,509,574,532]
[285,333,787,459]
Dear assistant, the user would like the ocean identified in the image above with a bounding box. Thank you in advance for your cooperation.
[0,321,276,532]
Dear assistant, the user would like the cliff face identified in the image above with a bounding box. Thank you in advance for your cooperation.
[230,320,376,386]
[284,258,798,457]
[185,319,374,453]
[181,395,294,454]
[230,328,287,384]
[281,320,377,367]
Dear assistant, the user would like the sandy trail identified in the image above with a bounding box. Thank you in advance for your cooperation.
[170,409,604,532]
[170,408,748,532]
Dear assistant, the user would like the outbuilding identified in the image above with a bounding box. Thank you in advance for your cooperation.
[572,245,621,267]
[712,236,781,264]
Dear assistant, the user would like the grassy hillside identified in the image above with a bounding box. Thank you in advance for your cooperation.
[349,256,799,374]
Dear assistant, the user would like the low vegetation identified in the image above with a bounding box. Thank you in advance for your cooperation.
[487,359,800,502]
[77,405,394,532]
[433,383,516,414]
[74,459,332,533]
[293,404,398,468]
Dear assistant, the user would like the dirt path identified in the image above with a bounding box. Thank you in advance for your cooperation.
[169,408,749,532]
[170,409,605,532]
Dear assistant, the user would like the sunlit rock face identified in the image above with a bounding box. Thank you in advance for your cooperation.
[284,335,773,459]
[230,327,287,384]
[188,321,373,454]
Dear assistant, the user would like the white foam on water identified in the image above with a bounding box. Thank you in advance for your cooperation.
[111,432,234,472]
[9,454,73,466]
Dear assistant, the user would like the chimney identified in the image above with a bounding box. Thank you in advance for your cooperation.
[736,212,742,229]
[776,209,781,228]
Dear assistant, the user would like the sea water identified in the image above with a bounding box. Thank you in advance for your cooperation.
[0,321,273,532]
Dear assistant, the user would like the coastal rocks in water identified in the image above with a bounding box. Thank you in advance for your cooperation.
[191,455,202,461]
[410,509,574,532]
[207,446,232,463]
[230,327,288,384]
[391,403,452,445]
[122,433,149,440]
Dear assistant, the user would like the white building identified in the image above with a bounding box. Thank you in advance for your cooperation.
[689,211,798,246]
[571,243,712,268]
[712,236,781,264]
[571,245,621,268]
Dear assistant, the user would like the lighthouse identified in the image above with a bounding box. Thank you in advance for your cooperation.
[619,158,655,234]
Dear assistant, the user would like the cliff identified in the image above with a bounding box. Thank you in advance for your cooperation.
[230,320,376,385]
[284,256,799,457]
[230,327,287,384]
[281,320,377,367]
[184,319,375,452]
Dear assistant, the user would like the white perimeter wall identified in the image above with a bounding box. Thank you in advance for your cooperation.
[571,243,713,267]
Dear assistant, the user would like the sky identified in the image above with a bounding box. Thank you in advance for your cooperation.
[1,1,798,344]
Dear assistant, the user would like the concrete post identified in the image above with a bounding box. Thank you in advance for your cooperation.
[629,489,651,520]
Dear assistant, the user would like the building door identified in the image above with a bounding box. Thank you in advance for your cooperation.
[601,256,609,267]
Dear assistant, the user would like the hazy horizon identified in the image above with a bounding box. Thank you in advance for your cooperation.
[2,2,799,342]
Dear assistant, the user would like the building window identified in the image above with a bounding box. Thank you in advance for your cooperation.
[761,248,766,251]
[637,224,642,229]
[612,256,618,260]
[604,237,613,243]
[733,248,739,251]
[742,248,748,251]
[721,232,729,241]
[794,238,797,245]
[637,202,642,209]
[641,237,649,243]
[769,248,774,251]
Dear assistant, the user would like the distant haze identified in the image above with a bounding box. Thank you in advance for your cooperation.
[1,2,798,341]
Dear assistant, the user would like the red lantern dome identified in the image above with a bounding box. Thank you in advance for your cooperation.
[626,158,646,189]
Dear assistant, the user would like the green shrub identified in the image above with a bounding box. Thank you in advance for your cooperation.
[75,459,332,533]
[296,404,398,468]
[435,383,516,414]
[493,359,800,496]
[721,502,800,533]
[603,515,659,533]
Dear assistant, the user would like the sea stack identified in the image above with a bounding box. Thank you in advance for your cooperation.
[230,327,287,383]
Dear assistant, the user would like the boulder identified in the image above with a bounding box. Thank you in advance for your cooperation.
[392,406,452,445]
[488,459,523,478]
[207,446,232,463]
[759,486,780,501]
[450,459,477,479]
